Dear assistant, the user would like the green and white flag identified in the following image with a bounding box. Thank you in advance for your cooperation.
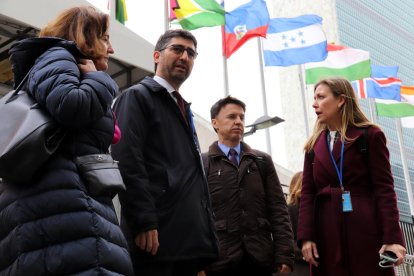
[305,44,371,84]
[376,86,414,119]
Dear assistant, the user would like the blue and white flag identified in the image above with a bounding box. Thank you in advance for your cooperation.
[370,65,399,78]
[263,14,327,66]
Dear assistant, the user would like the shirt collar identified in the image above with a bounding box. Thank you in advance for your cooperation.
[153,75,175,94]
[217,141,241,157]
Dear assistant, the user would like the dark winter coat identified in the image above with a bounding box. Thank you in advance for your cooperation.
[0,37,133,276]
[297,126,405,276]
[287,204,309,276]
[111,77,219,267]
[203,141,294,272]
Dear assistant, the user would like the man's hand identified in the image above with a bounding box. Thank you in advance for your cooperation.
[302,240,319,267]
[135,229,159,255]
[277,264,292,273]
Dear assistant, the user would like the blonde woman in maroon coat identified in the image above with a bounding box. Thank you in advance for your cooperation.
[297,77,406,276]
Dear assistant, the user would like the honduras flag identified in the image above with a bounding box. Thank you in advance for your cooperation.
[263,14,327,66]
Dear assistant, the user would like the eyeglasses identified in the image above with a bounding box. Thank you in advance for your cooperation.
[159,44,198,59]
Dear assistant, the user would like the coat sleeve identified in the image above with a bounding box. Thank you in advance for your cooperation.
[297,151,317,246]
[111,87,158,235]
[263,154,295,267]
[28,47,117,129]
[368,128,405,246]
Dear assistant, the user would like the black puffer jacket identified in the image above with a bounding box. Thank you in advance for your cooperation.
[0,37,133,275]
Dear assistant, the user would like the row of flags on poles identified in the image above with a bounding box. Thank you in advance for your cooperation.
[171,0,414,127]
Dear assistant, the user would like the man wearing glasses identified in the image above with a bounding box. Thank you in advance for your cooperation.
[112,29,219,276]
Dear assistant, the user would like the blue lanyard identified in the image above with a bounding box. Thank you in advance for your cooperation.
[327,133,345,190]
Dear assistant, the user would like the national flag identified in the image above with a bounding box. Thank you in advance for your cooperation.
[116,0,128,24]
[173,0,225,30]
[305,44,371,84]
[401,117,414,128]
[376,86,414,118]
[371,65,399,78]
[223,0,270,58]
[262,15,327,66]
[170,0,178,20]
[352,78,401,100]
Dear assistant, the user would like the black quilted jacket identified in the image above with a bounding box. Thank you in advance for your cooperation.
[0,37,133,275]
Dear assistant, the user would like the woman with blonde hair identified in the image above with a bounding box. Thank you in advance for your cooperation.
[286,171,309,276]
[297,77,405,276]
[0,6,133,275]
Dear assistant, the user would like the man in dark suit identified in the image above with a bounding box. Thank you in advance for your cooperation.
[202,96,294,276]
[111,29,218,276]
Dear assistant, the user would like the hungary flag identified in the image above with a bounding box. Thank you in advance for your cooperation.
[305,44,371,84]
[376,86,414,118]
[172,0,225,30]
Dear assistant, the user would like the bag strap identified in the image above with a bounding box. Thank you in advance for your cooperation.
[7,67,34,103]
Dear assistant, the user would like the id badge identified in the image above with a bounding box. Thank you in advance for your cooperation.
[342,191,353,212]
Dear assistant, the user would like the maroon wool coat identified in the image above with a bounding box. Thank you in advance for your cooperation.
[297,126,405,276]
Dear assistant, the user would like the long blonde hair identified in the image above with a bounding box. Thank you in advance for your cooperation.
[304,77,376,152]
[288,171,303,206]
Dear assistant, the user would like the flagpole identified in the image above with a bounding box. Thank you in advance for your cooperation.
[299,64,310,137]
[164,0,170,31]
[368,98,377,122]
[257,38,272,155]
[222,26,229,97]
[222,56,229,96]
[395,118,414,217]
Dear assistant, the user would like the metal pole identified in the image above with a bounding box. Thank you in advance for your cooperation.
[298,64,310,137]
[368,98,377,122]
[164,0,170,31]
[257,38,272,155]
[395,119,414,217]
[222,25,230,97]
[223,55,229,96]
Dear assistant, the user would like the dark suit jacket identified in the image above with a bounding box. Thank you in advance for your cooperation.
[111,77,218,265]
[297,126,404,276]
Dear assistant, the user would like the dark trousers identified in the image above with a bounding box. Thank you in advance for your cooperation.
[206,253,273,276]
[133,260,199,276]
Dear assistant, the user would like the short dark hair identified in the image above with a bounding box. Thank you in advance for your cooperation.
[154,29,198,72]
[210,96,246,120]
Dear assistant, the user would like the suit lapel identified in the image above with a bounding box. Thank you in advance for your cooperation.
[314,130,338,180]
[315,128,364,182]
[331,127,364,161]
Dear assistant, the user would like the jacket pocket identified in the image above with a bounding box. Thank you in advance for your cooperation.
[257,217,271,231]
[215,219,227,231]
